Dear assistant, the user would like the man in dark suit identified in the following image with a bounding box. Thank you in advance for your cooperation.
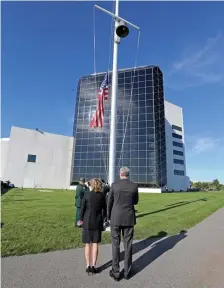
[75,177,89,227]
[107,167,139,281]
[100,179,110,202]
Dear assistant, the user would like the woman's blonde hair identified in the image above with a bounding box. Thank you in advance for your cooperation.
[90,178,102,192]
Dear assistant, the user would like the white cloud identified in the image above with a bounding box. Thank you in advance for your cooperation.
[170,34,221,73]
[185,135,224,183]
[185,134,224,155]
[166,33,224,90]
[191,137,220,154]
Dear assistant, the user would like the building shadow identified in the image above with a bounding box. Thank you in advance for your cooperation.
[98,231,168,273]
[130,230,187,278]
[136,198,208,219]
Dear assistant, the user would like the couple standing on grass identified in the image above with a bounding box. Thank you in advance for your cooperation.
[77,166,139,281]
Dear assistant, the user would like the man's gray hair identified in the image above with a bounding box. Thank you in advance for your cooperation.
[120,166,130,177]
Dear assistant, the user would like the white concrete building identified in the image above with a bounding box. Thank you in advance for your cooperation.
[1,101,190,192]
[1,127,74,189]
[0,138,10,179]
[165,101,189,191]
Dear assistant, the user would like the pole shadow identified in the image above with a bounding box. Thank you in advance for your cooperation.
[166,198,207,207]
[137,198,208,219]
[166,201,189,206]
[3,199,42,202]
[130,230,187,278]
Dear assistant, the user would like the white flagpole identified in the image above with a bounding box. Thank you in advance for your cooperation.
[95,1,139,186]
[108,0,119,185]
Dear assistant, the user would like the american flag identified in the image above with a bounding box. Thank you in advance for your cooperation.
[90,73,109,128]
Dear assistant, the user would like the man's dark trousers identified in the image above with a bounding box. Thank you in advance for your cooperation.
[111,225,134,278]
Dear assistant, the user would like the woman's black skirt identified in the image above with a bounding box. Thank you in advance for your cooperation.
[82,229,102,244]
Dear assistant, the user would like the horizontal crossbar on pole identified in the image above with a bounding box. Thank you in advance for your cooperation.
[95,5,140,30]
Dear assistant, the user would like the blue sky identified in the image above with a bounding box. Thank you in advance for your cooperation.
[2,1,224,183]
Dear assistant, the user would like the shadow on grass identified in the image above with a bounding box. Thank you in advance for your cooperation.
[1,187,13,196]
[166,201,189,206]
[136,198,208,219]
[166,198,208,207]
[3,199,42,202]
[98,231,168,273]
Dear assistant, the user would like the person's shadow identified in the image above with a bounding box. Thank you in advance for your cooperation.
[99,231,168,272]
[98,230,187,278]
[130,230,187,278]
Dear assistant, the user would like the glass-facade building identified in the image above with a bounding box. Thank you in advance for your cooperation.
[72,66,167,187]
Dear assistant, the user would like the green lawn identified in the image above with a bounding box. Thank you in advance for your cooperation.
[1,188,224,257]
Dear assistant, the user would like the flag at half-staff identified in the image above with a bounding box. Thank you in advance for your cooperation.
[90,73,109,128]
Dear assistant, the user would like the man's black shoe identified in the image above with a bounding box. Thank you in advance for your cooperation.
[124,274,130,280]
[124,271,133,280]
[109,270,120,282]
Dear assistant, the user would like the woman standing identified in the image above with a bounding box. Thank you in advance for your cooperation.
[80,178,107,275]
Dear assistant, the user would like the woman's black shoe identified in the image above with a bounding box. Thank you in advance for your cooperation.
[86,266,92,275]
[91,267,99,274]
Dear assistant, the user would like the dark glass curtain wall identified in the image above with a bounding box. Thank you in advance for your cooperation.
[72,66,167,187]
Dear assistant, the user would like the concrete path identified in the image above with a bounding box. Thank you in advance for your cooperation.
[2,208,224,288]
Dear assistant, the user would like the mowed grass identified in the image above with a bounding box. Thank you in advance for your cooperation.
[1,188,224,257]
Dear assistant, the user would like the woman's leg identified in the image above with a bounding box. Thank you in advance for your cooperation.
[92,243,99,267]
[84,244,91,267]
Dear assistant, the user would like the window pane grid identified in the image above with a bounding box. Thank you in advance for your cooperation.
[173,150,184,156]
[73,67,167,187]
[173,159,184,165]
[172,125,182,132]
[173,141,183,148]
[27,154,36,163]
[174,169,185,176]
[172,133,182,140]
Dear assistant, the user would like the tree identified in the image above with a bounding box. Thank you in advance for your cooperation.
[191,179,224,191]
[213,179,220,190]
[213,179,219,186]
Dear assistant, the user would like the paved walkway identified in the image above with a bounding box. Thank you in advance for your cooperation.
[2,208,224,288]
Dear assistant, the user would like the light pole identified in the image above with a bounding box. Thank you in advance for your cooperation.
[95,1,140,185]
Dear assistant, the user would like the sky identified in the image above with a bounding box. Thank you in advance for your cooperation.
[1,1,224,183]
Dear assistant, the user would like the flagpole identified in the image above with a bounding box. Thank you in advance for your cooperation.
[108,0,119,185]
[94,1,139,185]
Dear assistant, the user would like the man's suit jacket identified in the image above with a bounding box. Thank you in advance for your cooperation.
[107,179,139,227]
